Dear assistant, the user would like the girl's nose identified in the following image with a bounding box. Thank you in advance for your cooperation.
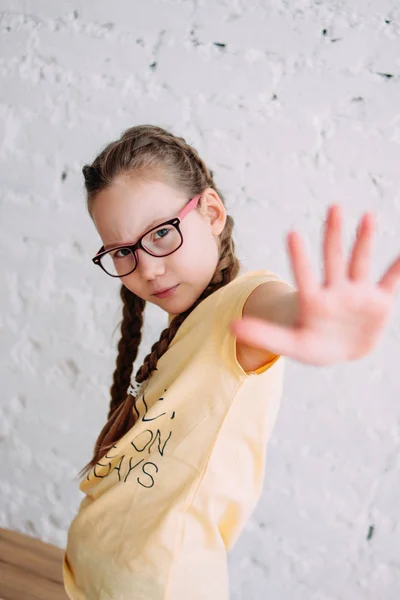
[135,247,166,278]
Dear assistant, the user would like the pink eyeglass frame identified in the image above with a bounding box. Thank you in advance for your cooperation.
[92,193,202,276]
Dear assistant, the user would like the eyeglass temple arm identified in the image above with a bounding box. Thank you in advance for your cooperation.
[179,193,202,221]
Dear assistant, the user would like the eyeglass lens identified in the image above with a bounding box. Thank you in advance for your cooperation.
[100,224,182,277]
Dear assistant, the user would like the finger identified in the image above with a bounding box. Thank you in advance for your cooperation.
[287,230,319,296]
[323,204,345,285]
[348,212,374,281]
[378,254,400,295]
[230,316,302,357]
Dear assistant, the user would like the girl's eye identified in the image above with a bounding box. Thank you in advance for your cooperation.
[154,228,170,239]
[112,248,131,259]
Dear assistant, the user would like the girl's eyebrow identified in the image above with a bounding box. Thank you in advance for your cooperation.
[103,215,171,251]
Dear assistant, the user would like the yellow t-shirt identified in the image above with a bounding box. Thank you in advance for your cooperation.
[63,269,293,600]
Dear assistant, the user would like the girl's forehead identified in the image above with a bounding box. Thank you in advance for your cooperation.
[96,176,183,209]
[91,177,187,244]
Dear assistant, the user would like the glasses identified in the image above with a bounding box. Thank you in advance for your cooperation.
[92,193,202,277]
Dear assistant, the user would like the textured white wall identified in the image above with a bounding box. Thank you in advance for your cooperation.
[1,1,400,598]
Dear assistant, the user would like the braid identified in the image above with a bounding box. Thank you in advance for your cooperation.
[136,215,239,383]
[75,288,146,481]
[108,286,146,419]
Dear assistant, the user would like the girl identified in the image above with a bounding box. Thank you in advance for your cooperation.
[63,124,400,600]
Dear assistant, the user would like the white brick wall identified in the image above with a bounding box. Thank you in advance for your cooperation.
[1,1,399,598]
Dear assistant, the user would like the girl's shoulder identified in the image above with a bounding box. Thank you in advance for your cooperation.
[210,268,291,374]
[221,268,290,295]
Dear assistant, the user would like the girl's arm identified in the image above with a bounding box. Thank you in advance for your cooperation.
[242,281,299,329]
[236,283,299,370]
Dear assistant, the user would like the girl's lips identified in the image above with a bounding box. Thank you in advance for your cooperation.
[153,285,179,298]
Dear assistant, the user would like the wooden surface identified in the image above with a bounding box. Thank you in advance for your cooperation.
[0,527,69,600]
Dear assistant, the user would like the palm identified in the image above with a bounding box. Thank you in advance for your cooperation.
[284,281,393,365]
[232,205,400,366]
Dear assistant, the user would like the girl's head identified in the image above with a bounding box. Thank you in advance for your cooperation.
[77,124,241,480]
[90,173,227,318]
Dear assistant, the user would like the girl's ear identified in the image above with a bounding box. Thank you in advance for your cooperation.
[201,188,227,236]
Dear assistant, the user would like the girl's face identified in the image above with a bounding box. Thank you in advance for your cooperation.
[91,174,227,316]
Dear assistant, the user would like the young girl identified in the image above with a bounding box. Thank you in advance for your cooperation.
[63,124,400,600]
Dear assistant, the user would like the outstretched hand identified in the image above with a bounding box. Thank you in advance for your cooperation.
[230,205,400,366]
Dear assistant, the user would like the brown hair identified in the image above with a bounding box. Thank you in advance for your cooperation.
[76,124,241,481]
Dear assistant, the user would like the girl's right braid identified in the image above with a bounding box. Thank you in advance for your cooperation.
[135,213,240,384]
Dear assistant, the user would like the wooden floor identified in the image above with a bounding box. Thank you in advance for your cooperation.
[0,527,69,600]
